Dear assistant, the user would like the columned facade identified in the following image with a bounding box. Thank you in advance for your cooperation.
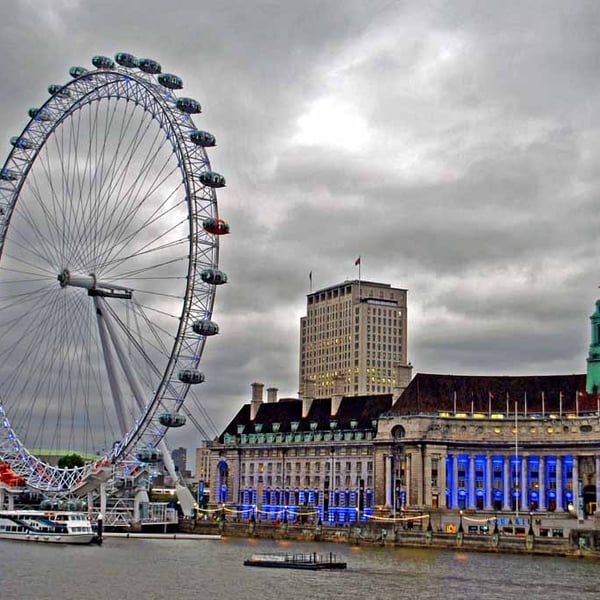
[376,411,600,523]
[210,370,599,534]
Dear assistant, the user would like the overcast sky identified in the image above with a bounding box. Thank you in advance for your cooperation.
[2,0,600,461]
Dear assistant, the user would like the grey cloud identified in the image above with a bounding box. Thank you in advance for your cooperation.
[1,1,600,468]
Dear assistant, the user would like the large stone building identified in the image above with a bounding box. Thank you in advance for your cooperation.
[209,372,600,529]
[209,382,393,522]
[377,372,597,517]
[207,300,600,532]
[299,280,411,399]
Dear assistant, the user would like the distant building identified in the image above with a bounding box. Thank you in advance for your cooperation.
[195,442,211,484]
[299,280,411,399]
[171,447,187,474]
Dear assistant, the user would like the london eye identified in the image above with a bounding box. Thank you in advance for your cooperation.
[0,53,228,496]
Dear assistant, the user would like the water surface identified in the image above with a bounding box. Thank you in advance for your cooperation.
[0,537,596,599]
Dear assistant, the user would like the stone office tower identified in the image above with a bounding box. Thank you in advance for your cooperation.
[299,280,411,400]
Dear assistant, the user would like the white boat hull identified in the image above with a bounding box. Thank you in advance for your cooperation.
[0,531,98,544]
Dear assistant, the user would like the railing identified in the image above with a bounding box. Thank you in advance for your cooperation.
[88,500,178,527]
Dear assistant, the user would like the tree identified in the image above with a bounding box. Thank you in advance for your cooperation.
[58,453,84,469]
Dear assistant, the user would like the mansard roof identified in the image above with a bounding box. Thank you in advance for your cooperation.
[389,373,589,415]
[219,394,393,441]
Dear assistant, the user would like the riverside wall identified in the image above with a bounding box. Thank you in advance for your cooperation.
[177,519,600,558]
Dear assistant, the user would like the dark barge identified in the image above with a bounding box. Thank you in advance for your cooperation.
[243,552,347,570]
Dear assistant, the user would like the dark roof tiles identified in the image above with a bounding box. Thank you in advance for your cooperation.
[390,373,589,415]
[219,394,393,441]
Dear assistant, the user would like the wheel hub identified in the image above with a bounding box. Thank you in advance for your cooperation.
[58,268,133,299]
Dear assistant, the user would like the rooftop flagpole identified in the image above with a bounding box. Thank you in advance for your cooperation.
[355,256,361,300]
[542,391,545,418]
[559,391,563,418]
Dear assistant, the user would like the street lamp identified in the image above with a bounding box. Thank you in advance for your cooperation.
[491,514,500,548]
[528,511,534,536]
[526,510,535,551]
[425,514,433,543]
[456,509,464,547]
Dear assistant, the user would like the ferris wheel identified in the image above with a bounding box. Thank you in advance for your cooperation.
[0,53,230,494]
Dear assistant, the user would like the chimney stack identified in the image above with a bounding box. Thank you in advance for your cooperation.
[302,378,316,418]
[250,382,264,420]
[392,363,413,402]
[267,387,278,403]
[330,374,345,416]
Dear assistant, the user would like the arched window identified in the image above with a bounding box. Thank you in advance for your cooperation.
[391,425,406,439]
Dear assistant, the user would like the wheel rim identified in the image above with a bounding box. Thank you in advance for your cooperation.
[0,59,221,492]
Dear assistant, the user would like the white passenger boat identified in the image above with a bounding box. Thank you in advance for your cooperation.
[0,510,101,544]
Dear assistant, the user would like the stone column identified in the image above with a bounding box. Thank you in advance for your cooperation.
[573,455,579,515]
[468,454,476,509]
[412,447,423,506]
[385,454,392,508]
[231,450,240,507]
[538,456,546,511]
[503,455,511,510]
[451,455,458,509]
[440,450,448,508]
[373,446,388,507]
[485,454,493,510]
[404,452,411,508]
[423,448,432,507]
[556,455,563,511]
[520,456,527,512]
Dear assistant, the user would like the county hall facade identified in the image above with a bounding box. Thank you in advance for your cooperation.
[207,290,600,529]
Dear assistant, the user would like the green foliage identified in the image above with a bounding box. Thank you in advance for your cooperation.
[57,453,84,469]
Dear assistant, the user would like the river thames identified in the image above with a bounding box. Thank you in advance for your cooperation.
[0,537,598,599]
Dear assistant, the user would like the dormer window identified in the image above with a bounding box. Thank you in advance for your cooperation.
[330,420,338,430]
[350,419,358,429]
[310,422,318,431]
[254,423,262,433]
[272,422,280,433]
[237,424,245,434]
[291,421,300,432]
